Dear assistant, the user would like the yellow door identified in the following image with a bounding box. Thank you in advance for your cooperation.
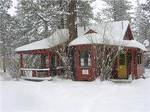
[118,53,127,79]
[118,65,127,78]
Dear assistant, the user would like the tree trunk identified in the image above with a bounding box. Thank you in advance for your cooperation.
[2,47,6,73]
[59,0,77,79]
[67,0,77,42]
[59,0,65,29]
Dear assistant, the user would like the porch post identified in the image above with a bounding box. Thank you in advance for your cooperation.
[20,52,23,76]
[131,48,134,79]
[57,54,61,76]
[48,52,51,77]
[91,45,96,80]
[134,49,138,79]
[41,53,46,68]
[131,48,137,79]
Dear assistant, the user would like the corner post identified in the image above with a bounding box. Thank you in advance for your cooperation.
[48,51,51,77]
[20,52,23,76]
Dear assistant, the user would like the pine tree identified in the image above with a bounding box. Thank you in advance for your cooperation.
[77,0,94,28]
[133,0,150,42]
[16,0,94,43]
[101,0,132,21]
[16,0,61,41]
[140,0,150,42]
[0,0,18,72]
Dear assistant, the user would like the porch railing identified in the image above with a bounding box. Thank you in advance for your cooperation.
[20,68,50,77]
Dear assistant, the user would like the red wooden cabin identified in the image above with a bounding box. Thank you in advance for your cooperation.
[16,21,147,81]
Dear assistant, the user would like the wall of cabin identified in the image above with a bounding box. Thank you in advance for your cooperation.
[136,50,145,78]
[73,45,145,81]
[73,45,96,81]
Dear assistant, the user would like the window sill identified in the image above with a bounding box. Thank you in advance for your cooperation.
[80,66,90,69]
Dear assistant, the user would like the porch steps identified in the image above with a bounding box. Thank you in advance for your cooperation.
[110,78,132,83]
[21,76,52,82]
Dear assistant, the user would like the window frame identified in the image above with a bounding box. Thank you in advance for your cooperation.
[80,50,91,68]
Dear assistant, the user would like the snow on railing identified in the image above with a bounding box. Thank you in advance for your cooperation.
[20,68,50,71]
[20,68,50,77]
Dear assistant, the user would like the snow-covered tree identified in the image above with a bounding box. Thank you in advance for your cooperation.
[0,0,18,72]
[77,0,94,28]
[16,0,94,43]
[96,44,120,81]
[101,0,132,21]
[139,0,150,42]
[16,0,62,42]
[133,0,150,42]
[88,24,120,81]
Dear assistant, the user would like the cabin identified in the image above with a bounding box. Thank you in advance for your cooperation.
[15,21,147,81]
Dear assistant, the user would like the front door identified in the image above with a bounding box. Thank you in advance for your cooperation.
[118,53,128,79]
[51,55,57,76]
[79,50,92,80]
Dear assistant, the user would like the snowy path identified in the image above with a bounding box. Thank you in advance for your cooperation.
[0,71,150,112]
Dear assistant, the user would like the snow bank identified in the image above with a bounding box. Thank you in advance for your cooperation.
[0,69,150,112]
[0,70,12,81]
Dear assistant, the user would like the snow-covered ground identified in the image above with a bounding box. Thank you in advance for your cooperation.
[0,70,150,112]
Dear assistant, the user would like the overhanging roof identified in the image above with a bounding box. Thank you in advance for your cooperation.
[15,29,69,52]
[69,33,147,51]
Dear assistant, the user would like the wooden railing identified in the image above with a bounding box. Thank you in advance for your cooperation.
[20,68,50,77]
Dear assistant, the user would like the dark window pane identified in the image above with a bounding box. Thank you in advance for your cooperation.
[137,53,142,64]
[80,50,90,67]
[119,53,125,65]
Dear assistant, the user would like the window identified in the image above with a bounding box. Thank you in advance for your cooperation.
[127,53,132,64]
[80,50,91,67]
[51,56,57,67]
[137,53,142,64]
[119,53,125,65]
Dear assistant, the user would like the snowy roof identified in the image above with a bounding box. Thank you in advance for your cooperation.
[15,21,131,52]
[15,29,69,52]
[77,20,129,41]
[121,40,147,51]
[69,33,147,51]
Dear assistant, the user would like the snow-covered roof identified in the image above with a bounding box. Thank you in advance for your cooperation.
[69,33,147,51]
[15,29,69,52]
[15,20,131,52]
[121,40,147,51]
[77,20,129,41]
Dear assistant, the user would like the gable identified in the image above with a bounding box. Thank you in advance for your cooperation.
[123,25,134,40]
[84,29,97,35]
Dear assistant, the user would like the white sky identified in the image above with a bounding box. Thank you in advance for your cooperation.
[8,0,146,16]
[8,0,18,16]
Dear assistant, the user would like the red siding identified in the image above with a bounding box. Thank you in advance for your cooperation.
[74,45,96,81]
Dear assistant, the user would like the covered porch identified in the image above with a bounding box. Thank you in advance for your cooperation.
[18,49,63,80]
[15,29,69,81]
[112,47,144,80]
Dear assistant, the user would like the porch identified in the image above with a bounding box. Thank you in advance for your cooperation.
[18,49,64,80]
